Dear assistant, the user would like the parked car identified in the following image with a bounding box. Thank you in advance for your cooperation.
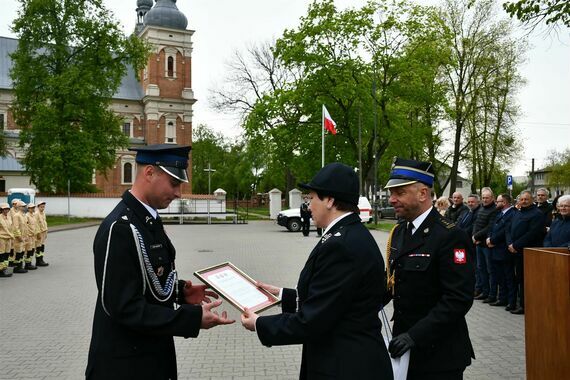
[277,196,373,232]
[377,204,396,219]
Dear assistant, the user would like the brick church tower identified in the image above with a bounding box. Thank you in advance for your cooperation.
[95,0,196,193]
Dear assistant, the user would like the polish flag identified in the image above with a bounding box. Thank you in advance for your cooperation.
[322,105,337,135]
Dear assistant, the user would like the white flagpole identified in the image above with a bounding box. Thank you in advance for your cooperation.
[322,105,325,167]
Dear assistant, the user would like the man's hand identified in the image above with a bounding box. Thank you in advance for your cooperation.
[183,280,218,305]
[486,238,494,248]
[388,333,415,358]
[256,281,280,297]
[240,307,258,331]
[200,299,234,329]
[508,244,517,253]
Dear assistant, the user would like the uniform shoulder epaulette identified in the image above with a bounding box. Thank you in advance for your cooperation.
[437,214,456,229]
[116,207,134,224]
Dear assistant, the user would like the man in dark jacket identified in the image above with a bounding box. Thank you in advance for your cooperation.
[241,163,393,380]
[543,194,570,248]
[86,145,234,380]
[535,188,553,228]
[506,190,545,315]
[300,196,311,236]
[445,192,469,223]
[383,158,475,380]
[472,188,499,302]
[486,194,516,308]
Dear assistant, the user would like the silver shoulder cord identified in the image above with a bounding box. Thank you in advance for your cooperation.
[129,223,177,303]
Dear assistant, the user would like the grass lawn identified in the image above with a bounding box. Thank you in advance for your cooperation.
[46,215,100,227]
[366,221,397,232]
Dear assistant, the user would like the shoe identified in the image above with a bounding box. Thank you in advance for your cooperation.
[505,304,515,311]
[474,294,488,300]
[25,263,37,270]
[13,263,28,274]
[474,290,482,298]
[482,297,496,304]
[0,269,13,278]
[490,300,508,306]
[36,257,49,267]
[510,307,525,315]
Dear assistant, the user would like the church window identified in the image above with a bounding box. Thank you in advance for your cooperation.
[167,56,174,77]
[123,121,132,137]
[0,113,5,129]
[122,162,133,184]
[166,120,176,143]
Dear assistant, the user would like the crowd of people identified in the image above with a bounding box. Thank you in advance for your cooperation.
[0,199,49,278]
[443,188,570,315]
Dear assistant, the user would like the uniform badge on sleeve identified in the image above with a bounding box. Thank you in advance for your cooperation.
[454,249,467,264]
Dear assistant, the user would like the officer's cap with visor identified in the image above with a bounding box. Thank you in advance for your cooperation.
[129,144,191,183]
[298,162,359,205]
[384,157,435,189]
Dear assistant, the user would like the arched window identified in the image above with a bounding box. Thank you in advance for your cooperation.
[166,120,176,143]
[167,56,174,77]
[123,162,133,184]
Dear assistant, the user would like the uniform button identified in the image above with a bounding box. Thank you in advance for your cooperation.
[397,263,402,268]
[415,264,420,268]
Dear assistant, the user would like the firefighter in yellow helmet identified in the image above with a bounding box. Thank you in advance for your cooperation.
[24,203,38,270]
[35,201,49,266]
[11,200,28,274]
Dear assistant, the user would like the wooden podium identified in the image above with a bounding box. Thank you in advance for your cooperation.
[524,247,570,380]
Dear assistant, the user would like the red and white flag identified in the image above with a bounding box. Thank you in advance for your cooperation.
[322,105,337,135]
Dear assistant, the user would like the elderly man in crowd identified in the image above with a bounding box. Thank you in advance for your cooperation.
[445,192,469,223]
[472,188,498,302]
[543,195,570,248]
[506,190,545,315]
[486,194,516,309]
[535,188,553,228]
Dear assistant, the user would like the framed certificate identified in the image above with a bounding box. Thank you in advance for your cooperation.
[194,262,281,313]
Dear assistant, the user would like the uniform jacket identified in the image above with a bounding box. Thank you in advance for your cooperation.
[25,212,39,239]
[86,191,202,380]
[487,207,516,261]
[543,216,570,248]
[256,213,393,380]
[472,203,499,246]
[385,208,475,373]
[300,202,311,222]
[36,211,48,233]
[506,205,545,253]
[0,214,14,240]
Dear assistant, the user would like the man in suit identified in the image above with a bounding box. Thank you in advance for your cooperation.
[86,144,234,380]
[506,190,545,315]
[300,196,311,236]
[241,162,393,380]
[486,194,516,309]
[384,158,475,380]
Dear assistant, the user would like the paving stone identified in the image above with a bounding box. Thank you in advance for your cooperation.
[0,221,526,379]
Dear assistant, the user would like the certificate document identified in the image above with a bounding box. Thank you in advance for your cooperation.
[194,262,280,313]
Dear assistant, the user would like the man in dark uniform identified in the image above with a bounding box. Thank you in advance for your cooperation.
[86,144,234,380]
[241,163,393,380]
[300,196,311,236]
[384,158,475,380]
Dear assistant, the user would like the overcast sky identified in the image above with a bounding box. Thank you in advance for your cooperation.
[0,0,568,178]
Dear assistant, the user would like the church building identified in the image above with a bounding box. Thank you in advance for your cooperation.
[0,0,195,193]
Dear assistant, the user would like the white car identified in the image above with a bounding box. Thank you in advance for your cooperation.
[276,196,373,232]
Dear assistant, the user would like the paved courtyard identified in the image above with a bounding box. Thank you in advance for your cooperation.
[0,221,525,379]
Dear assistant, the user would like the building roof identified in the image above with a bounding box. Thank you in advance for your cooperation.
[0,36,142,101]
[0,155,25,172]
[144,0,188,30]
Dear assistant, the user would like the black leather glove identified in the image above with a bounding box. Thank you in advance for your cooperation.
[388,333,415,358]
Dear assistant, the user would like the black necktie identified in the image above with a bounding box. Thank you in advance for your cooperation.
[404,222,413,244]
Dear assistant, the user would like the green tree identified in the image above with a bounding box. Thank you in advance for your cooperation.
[10,0,148,193]
[503,0,570,29]
[545,148,570,192]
